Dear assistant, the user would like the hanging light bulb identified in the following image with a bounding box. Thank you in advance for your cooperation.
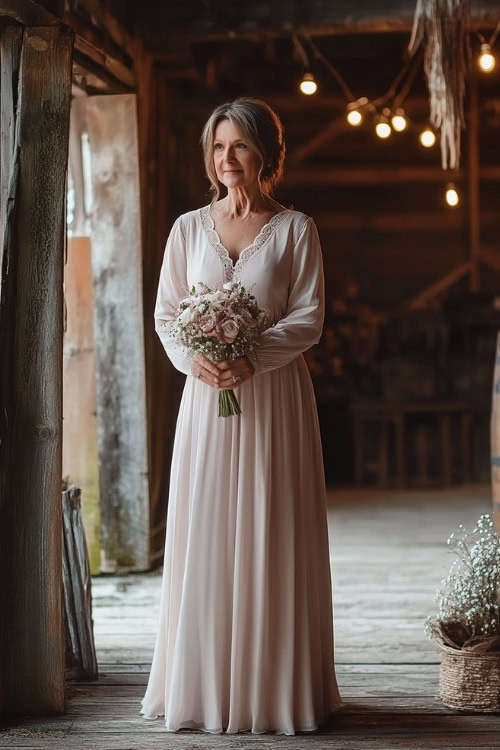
[445,183,459,207]
[478,43,496,72]
[346,97,368,127]
[299,72,317,95]
[375,108,392,139]
[347,109,363,126]
[419,126,436,148]
[391,108,408,132]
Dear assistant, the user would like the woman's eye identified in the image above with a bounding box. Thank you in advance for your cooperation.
[214,143,223,150]
[236,143,247,149]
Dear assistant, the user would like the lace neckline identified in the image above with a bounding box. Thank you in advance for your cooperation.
[199,205,290,281]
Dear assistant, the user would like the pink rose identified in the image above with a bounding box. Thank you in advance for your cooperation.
[200,313,217,334]
[221,319,239,343]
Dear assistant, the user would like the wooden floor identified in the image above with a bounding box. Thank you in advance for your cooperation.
[2,484,500,748]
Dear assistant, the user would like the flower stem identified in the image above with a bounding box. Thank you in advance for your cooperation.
[218,389,242,417]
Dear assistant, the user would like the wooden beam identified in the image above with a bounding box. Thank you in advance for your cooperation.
[407,263,472,310]
[479,246,500,274]
[467,65,480,292]
[289,116,351,164]
[0,24,73,715]
[71,0,135,61]
[0,0,57,26]
[137,0,500,44]
[72,32,135,92]
[315,211,500,232]
[0,0,135,91]
[285,165,500,185]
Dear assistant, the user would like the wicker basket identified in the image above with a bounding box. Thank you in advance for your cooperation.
[438,641,500,712]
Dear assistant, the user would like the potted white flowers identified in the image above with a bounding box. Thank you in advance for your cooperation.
[425,514,500,712]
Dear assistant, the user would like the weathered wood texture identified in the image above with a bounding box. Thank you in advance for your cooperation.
[134,49,187,565]
[62,485,98,680]
[0,1,135,93]
[121,0,500,45]
[467,65,480,293]
[0,24,73,715]
[85,94,150,573]
[493,333,500,529]
[2,486,499,747]
[62,235,101,574]
[0,24,22,265]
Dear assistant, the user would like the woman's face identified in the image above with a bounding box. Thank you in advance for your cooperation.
[213,118,262,191]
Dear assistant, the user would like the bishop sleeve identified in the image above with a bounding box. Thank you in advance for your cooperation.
[247,216,325,377]
[154,215,195,376]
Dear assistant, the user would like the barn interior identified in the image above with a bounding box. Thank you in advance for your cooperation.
[62,0,500,570]
[1,1,500,742]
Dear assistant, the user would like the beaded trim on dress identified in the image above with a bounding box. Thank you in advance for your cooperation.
[200,205,290,282]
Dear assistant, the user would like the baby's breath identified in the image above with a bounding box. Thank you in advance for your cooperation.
[424,514,500,647]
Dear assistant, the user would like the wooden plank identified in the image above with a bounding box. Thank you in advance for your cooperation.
[0,24,73,715]
[62,486,98,678]
[2,712,500,733]
[289,115,351,164]
[85,94,150,572]
[1,736,499,749]
[467,64,480,292]
[286,165,500,186]
[0,24,22,263]
[68,672,440,697]
[138,0,500,43]
[408,263,472,310]
[479,246,500,274]
[2,737,500,750]
[72,33,135,92]
[315,211,498,232]
[70,0,135,60]
[0,1,134,93]
[62,235,101,574]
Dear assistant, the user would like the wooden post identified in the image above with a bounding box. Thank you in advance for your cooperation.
[85,94,150,572]
[492,333,500,530]
[0,25,22,268]
[0,25,73,715]
[467,64,480,293]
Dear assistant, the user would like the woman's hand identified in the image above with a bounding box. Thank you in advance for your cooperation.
[192,354,255,388]
[215,356,255,389]
[191,353,222,388]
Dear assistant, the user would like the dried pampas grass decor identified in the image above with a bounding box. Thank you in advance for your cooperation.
[409,0,471,169]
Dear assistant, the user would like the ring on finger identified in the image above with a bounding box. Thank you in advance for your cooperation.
[232,375,241,384]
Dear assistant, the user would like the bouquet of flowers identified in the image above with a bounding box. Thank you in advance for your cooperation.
[163,281,270,417]
[424,514,500,650]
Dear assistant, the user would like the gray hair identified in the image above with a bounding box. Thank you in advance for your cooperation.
[200,97,286,203]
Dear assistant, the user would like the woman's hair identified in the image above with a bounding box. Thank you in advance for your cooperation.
[200,97,286,202]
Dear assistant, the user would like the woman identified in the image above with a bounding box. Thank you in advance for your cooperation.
[140,97,342,735]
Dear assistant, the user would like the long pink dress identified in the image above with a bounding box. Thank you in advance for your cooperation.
[139,205,342,735]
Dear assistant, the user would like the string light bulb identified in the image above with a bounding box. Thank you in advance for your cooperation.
[445,183,459,207]
[478,43,496,72]
[419,127,436,148]
[347,109,363,126]
[299,72,317,95]
[375,108,392,139]
[391,108,408,132]
[346,97,368,127]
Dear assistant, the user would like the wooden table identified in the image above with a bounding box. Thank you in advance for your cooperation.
[351,400,472,488]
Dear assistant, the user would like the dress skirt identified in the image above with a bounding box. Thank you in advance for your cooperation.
[139,354,342,735]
